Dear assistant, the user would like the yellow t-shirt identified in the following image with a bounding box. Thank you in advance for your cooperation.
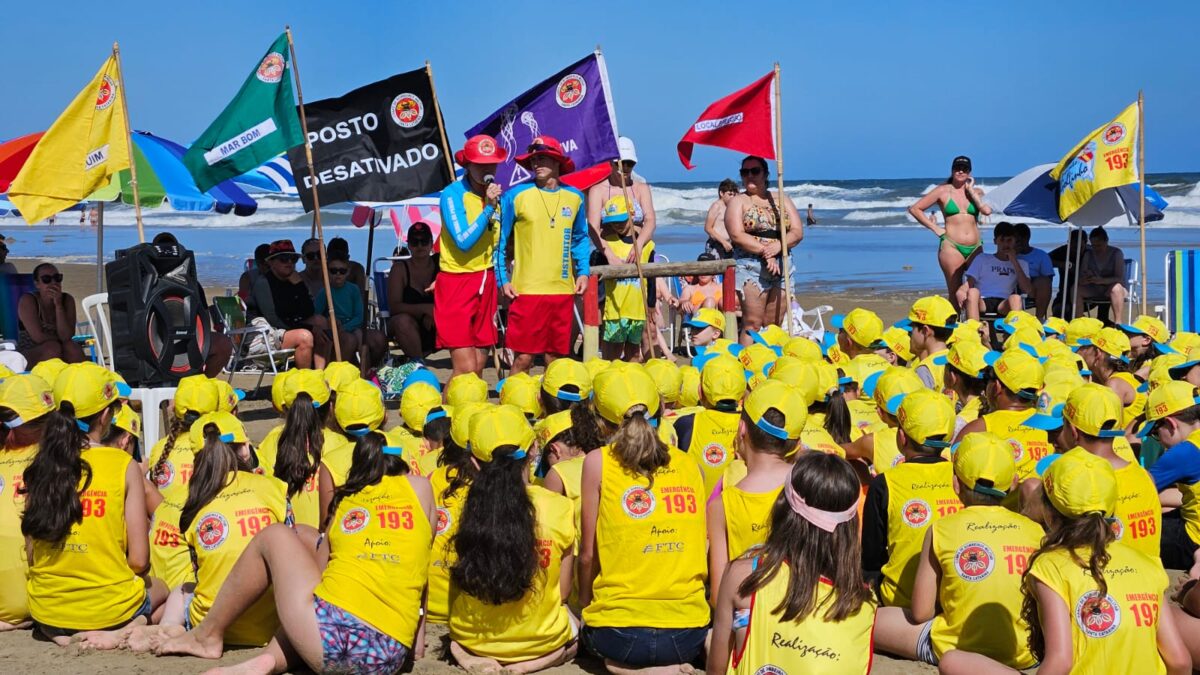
[985,408,1052,480]
[801,413,846,458]
[185,471,286,646]
[583,445,709,628]
[148,496,190,590]
[929,506,1042,666]
[1028,542,1168,675]
[319,432,358,487]
[0,445,37,624]
[846,398,883,442]
[316,474,431,647]
[721,482,780,561]
[414,448,443,478]
[549,455,585,553]
[27,446,145,630]
[147,433,196,504]
[601,235,654,323]
[729,564,875,675]
[872,426,904,474]
[383,426,425,470]
[1110,460,1163,560]
[1176,429,1200,547]
[440,178,500,274]
[427,465,469,623]
[675,408,739,497]
[879,460,961,608]
[449,486,575,661]
[498,183,588,295]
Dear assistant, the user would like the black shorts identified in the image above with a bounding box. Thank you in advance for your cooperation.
[1161,510,1200,570]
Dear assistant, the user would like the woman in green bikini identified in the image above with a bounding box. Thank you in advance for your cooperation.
[908,155,992,310]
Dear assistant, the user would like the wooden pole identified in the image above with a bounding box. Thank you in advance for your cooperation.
[286,25,341,361]
[112,42,145,244]
[773,63,795,335]
[425,61,457,186]
[1137,91,1147,317]
[614,164,655,357]
[96,202,104,292]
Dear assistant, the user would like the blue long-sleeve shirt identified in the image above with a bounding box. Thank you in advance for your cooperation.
[439,178,495,252]
[493,182,591,294]
[1150,440,1200,491]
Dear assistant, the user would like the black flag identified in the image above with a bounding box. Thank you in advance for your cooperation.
[288,68,453,212]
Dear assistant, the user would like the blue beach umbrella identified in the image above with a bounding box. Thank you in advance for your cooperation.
[984,163,1167,227]
[128,132,258,215]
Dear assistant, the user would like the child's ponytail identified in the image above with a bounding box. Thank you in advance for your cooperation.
[179,424,249,532]
[276,392,325,497]
[20,402,92,543]
[610,406,670,486]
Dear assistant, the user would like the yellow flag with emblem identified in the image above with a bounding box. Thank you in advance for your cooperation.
[1049,102,1139,221]
[8,53,130,224]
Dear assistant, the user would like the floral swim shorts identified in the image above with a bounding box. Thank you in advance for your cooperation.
[313,595,408,674]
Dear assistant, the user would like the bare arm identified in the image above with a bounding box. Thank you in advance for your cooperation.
[703,202,731,252]
[143,477,162,518]
[706,493,729,608]
[1032,580,1075,675]
[56,293,77,343]
[559,549,575,603]
[709,558,753,673]
[908,186,946,235]
[910,529,939,623]
[124,459,150,574]
[586,183,606,250]
[1158,595,1193,675]
[779,191,804,248]
[542,466,566,496]
[577,450,603,608]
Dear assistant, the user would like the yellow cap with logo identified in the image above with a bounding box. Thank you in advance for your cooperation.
[1119,314,1174,350]
[1042,448,1117,517]
[0,373,55,427]
[451,402,492,449]
[401,381,446,432]
[947,319,984,346]
[678,365,702,408]
[542,358,592,402]
[896,389,955,449]
[1024,379,1080,431]
[782,336,823,362]
[832,308,883,349]
[749,324,790,348]
[279,369,332,409]
[535,410,575,447]
[879,326,914,362]
[953,432,1016,498]
[188,411,249,448]
[112,402,141,439]
[644,358,682,404]
[334,378,387,434]
[322,361,361,393]
[1043,357,1086,389]
[600,195,632,224]
[1077,327,1131,362]
[498,372,543,419]
[1043,316,1069,337]
[936,339,991,379]
[1064,316,1104,349]
[1138,380,1200,437]
[1170,331,1200,354]
[469,404,535,462]
[1062,383,1124,438]
[212,378,245,413]
[174,374,220,419]
[699,353,747,408]
[738,344,779,381]
[986,349,1045,399]
[446,372,489,407]
[1145,353,1187,392]
[686,307,726,334]
[871,366,925,415]
[996,310,1044,337]
[53,362,131,419]
[29,358,69,388]
[743,380,806,440]
[594,364,660,424]
[903,295,958,329]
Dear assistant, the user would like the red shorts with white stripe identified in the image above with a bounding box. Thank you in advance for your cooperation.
[505,294,575,356]
[434,269,498,349]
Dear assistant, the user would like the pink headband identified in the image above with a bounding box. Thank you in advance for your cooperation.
[783,480,859,533]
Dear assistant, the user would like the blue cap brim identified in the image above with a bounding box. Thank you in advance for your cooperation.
[1117,324,1143,335]
[820,332,837,354]
[1137,380,1150,393]
[1156,342,1178,354]
[932,354,949,366]
[894,318,914,331]
[114,382,132,397]
[884,392,907,415]
[685,319,713,329]
[982,350,1003,366]
[1136,419,1155,439]
[1024,413,1064,430]
[1035,453,1062,477]
[403,369,441,392]
[234,388,247,402]
[830,314,846,329]
[995,319,1017,334]
[862,370,883,399]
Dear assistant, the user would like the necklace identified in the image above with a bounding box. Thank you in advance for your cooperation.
[536,186,564,228]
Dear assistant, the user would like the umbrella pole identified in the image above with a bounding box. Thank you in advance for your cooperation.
[1071,226,1084,319]
[286,26,341,361]
[96,202,104,293]
[1058,226,1071,319]
[774,62,795,335]
[1138,91,1147,316]
[112,42,144,244]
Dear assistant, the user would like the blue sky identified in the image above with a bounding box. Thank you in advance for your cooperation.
[6,0,1197,181]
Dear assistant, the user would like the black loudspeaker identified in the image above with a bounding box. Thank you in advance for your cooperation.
[106,243,212,387]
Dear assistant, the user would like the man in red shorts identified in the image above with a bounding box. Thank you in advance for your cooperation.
[436,134,506,377]
[495,136,591,373]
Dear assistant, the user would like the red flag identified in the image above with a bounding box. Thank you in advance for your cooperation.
[677,72,776,170]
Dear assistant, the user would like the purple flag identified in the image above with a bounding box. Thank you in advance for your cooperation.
[466,52,620,188]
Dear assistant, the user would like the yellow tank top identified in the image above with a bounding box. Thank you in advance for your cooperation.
[679,408,740,497]
[801,414,846,458]
[506,184,587,295]
[1110,461,1162,560]
[316,475,431,646]
[915,349,948,391]
[872,426,904,474]
[984,408,1052,480]
[440,182,499,273]
[729,564,875,675]
[449,486,575,661]
[583,445,709,628]
[27,446,145,630]
[957,396,982,424]
[415,448,443,478]
[1028,542,1169,675]
[721,482,780,560]
[427,465,469,623]
[550,455,585,553]
[185,471,286,646]
[846,398,883,442]
[256,424,332,528]
[1114,436,1137,464]
[929,506,1042,666]
[148,434,196,504]
[0,445,37,624]
[880,460,961,608]
[1110,372,1147,428]
[319,432,356,487]
[148,496,190,589]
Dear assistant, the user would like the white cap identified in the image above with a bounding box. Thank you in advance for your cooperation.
[618,137,638,164]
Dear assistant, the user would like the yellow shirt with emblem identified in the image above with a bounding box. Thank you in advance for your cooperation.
[498,184,588,296]
[27,446,145,630]
[929,505,1042,666]
[427,465,470,623]
[879,460,961,608]
[729,564,875,675]
[185,471,286,646]
[721,482,780,561]
[449,486,575,661]
[148,496,190,589]
[1028,542,1168,675]
[675,408,739,497]
[583,445,709,628]
[316,474,431,647]
[872,426,905,474]
[440,180,500,273]
[0,445,37,624]
[1109,460,1163,560]
[601,235,654,322]
[985,408,1053,480]
[147,434,196,504]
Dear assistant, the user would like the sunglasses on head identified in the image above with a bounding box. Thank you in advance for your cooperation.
[328,267,349,275]
[39,273,64,283]
[739,167,764,177]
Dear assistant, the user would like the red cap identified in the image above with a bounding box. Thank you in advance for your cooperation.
[515,136,575,174]
[455,135,507,166]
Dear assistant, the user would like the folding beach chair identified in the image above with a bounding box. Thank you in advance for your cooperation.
[1161,250,1199,334]
[1082,258,1138,325]
[214,295,294,394]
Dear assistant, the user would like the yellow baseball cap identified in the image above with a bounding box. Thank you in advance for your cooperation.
[749,324,790,348]
[53,362,130,419]
[600,195,633,225]
[1062,383,1124,438]
[30,358,69,388]
[498,372,543,419]
[0,374,55,427]
[383,426,421,461]
[1024,379,1080,431]
[1142,353,1187,393]
[995,310,1044,337]
[644,358,682,404]
[113,402,141,439]
[1138,380,1200,437]
[174,374,220,419]
[542,358,592,402]
[896,389,955,449]
[871,366,925,415]
[594,364,660,424]
[947,319,984,346]
[686,307,726,334]
[936,340,991,379]
[699,354,747,407]
[212,378,245,413]
[1119,315,1174,351]
[901,295,958,329]
[738,343,779,381]
[1064,316,1104,349]
[953,432,1016,498]
[270,370,293,411]
[831,308,884,349]
[335,378,386,434]
[584,358,611,381]
[1039,338,1073,360]
[535,410,575,447]
[1077,327,1131,362]
[451,402,492,449]
[322,361,361,393]
[1170,331,1200,354]
[446,372,489,407]
[1043,316,1069,337]
[1003,326,1048,359]
[280,369,331,408]
[985,349,1045,399]
[743,380,806,440]
[825,343,850,367]
[1042,448,1117,517]
[401,381,446,432]
[879,326,914,362]
[678,365,701,407]
[783,336,822,362]
[188,411,249,448]
[1043,357,1087,389]
[469,404,535,462]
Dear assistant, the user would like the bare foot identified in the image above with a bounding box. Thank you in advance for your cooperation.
[200,653,277,675]
[451,640,504,672]
[70,618,144,651]
[129,624,185,653]
[0,619,30,632]
[156,629,225,660]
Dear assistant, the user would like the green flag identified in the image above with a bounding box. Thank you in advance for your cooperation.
[184,33,303,192]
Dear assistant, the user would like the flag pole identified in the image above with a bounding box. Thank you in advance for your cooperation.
[286,25,341,361]
[425,61,457,186]
[773,62,794,335]
[1137,90,1147,317]
[112,42,145,244]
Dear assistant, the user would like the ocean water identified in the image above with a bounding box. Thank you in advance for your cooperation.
[7,172,1199,304]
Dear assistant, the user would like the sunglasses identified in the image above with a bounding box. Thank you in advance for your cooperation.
[1149,417,1173,439]
[954,167,971,173]
[328,267,350,276]
[527,143,555,154]
[273,255,299,264]
[39,273,64,283]
[304,252,321,260]
[409,238,432,246]
[739,167,764,177]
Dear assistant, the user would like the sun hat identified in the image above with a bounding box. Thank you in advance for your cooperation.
[896,389,955,449]
[266,239,299,261]
[1137,380,1200,437]
[1077,327,1131,362]
[831,308,884,349]
[686,307,726,334]
[450,402,492,449]
[322,362,362,393]
[1061,383,1124,438]
[743,380,806,440]
[1064,316,1104,349]
[593,365,660,425]
[469,404,535,463]
[401,381,446,433]
[953,432,1017,498]
[898,295,957,330]
[700,354,747,408]
[0,374,55,428]
[515,136,575,173]
[174,375,220,419]
[334,379,387,434]
[535,410,575,447]
[455,134,508,165]
[280,369,331,408]
[212,378,245,413]
[1119,315,1175,352]
[498,372,543,419]
[985,349,1045,399]
[446,372,489,407]
[618,136,638,164]
[935,340,991,380]
[53,362,130,420]
[542,358,592,402]
[188,411,249,448]
[1041,448,1117,517]
[643,358,682,404]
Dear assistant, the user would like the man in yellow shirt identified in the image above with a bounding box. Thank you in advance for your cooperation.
[494,136,591,374]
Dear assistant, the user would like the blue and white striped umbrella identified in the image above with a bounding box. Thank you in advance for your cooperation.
[984,163,1167,227]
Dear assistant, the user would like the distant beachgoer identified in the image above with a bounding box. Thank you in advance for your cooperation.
[960,222,1032,326]
[495,136,591,373]
[88,207,98,227]
[724,155,804,345]
[1013,223,1054,320]
[316,249,388,374]
[238,243,271,302]
[1078,226,1127,322]
[806,202,818,226]
[326,237,368,306]
[587,137,655,266]
[46,215,55,227]
[1049,228,1087,317]
[249,240,329,369]
[17,263,84,366]
[298,238,324,297]
[388,222,438,363]
[908,155,993,310]
[678,252,722,314]
[0,236,16,274]
[703,178,739,258]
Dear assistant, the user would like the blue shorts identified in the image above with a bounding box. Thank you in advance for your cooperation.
[34,590,152,639]
[313,595,408,675]
[733,255,783,292]
[582,625,707,667]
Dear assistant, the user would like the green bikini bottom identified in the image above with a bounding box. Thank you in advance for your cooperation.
[939,234,982,258]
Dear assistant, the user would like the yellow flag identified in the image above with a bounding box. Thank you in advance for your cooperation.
[1049,102,1139,221]
[8,54,130,224]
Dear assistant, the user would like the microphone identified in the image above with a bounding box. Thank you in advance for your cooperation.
[483,174,495,186]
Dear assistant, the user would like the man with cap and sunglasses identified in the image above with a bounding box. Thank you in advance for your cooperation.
[494,136,591,373]
[437,135,507,378]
